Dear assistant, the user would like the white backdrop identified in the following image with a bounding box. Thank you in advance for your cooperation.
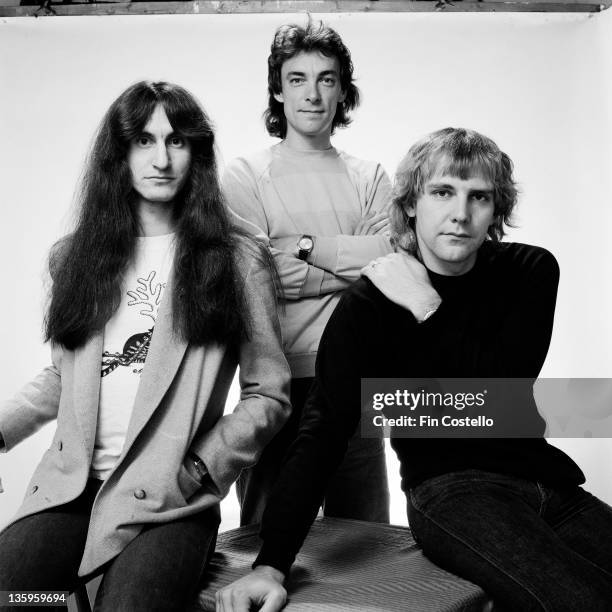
[1,10,611,530]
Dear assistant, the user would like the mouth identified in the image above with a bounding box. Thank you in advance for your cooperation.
[299,110,324,114]
[146,177,174,181]
[443,232,471,239]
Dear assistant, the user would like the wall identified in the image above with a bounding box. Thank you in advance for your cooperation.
[1,10,611,530]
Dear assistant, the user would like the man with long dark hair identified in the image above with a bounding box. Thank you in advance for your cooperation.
[217,128,612,611]
[0,81,290,611]
[223,19,392,527]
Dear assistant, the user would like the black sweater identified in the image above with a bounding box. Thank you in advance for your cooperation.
[256,242,584,575]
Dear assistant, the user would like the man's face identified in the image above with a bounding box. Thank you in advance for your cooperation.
[127,104,192,207]
[408,167,495,276]
[274,51,346,146]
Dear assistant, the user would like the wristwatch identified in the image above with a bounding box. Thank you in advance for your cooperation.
[297,235,314,261]
[187,452,208,484]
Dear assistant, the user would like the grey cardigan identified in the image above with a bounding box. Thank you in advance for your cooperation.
[0,246,291,576]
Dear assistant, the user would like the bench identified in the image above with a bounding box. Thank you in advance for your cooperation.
[194,517,491,611]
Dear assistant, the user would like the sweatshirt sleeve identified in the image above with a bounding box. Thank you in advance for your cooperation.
[306,164,393,281]
[254,287,374,574]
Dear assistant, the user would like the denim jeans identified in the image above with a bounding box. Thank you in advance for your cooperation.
[0,479,219,612]
[237,376,390,526]
[408,469,612,611]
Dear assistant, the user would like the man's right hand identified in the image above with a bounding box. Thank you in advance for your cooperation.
[361,252,441,322]
[216,565,287,612]
[355,211,390,236]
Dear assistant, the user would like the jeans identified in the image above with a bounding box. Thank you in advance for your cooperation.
[408,469,612,611]
[237,376,390,526]
[0,479,219,612]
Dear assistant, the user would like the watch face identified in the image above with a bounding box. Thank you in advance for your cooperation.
[298,237,314,251]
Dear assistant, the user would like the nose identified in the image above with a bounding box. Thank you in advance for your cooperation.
[305,81,321,104]
[152,142,170,169]
[450,194,470,223]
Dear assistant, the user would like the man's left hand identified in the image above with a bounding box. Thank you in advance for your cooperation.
[216,566,287,612]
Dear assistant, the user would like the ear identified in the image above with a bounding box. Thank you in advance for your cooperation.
[406,204,416,218]
[339,90,347,104]
[273,91,284,104]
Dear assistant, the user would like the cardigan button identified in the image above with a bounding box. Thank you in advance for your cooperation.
[57,440,63,451]
[31,485,38,494]
[133,489,146,500]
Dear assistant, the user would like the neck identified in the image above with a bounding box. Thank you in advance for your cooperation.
[283,128,332,152]
[422,254,477,276]
[428,259,475,276]
[136,200,176,237]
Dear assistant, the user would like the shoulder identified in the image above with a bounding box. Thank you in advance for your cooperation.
[333,276,396,323]
[339,276,382,304]
[336,151,391,202]
[337,150,386,179]
[223,148,275,185]
[319,277,408,356]
[480,241,559,277]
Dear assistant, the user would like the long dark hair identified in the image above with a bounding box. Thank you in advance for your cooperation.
[265,19,360,139]
[46,81,253,350]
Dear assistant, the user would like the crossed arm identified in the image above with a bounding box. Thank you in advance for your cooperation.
[222,159,393,300]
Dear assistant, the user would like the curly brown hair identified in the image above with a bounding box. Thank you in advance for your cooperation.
[264,19,360,139]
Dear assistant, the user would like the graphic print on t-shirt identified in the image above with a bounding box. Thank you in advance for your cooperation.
[101,270,165,377]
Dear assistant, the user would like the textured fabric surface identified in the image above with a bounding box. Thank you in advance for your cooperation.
[195,517,490,611]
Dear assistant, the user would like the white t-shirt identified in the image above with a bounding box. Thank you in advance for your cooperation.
[91,233,175,480]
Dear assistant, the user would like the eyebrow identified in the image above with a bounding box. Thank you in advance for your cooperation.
[285,70,339,78]
[426,182,456,190]
[427,182,493,195]
[138,130,179,139]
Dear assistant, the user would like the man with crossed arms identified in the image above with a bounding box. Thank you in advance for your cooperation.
[223,20,392,526]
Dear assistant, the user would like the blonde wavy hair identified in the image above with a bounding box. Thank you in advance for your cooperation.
[390,127,518,254]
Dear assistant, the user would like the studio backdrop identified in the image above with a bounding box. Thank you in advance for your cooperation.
[1,10,611,529]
